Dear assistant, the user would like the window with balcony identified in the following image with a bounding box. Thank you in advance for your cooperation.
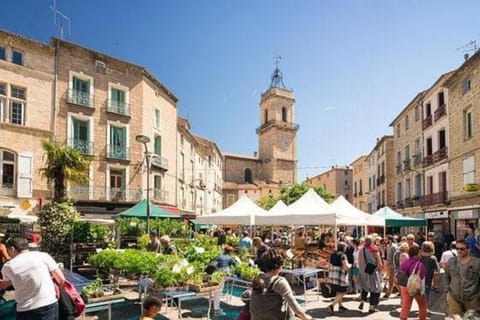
[396,151,402,174]
[179,153,185,181]
[0,47,5,61]
[414,174,422,198]
[109,168,125,200]
[463,156,475,185]
[70,76,92,107]
[109,87,128,115]
[154,136,162,157]
[70,118,92,155]
[464,109,473,139]
[438,91,445,106]
[108,126,128,160]
[405,178,411,198]
[12,49,23,66]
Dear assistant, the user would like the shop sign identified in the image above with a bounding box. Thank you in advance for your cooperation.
[457,210,474,219]
[425,211,448,219]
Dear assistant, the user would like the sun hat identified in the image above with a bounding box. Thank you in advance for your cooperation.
[399,242,409,251]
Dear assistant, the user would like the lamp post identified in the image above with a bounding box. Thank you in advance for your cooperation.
[136,134,151,233]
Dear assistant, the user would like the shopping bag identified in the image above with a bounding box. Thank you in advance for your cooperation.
[406,262,422,296]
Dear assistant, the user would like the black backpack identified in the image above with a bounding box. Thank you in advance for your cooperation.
[205,258,219,275]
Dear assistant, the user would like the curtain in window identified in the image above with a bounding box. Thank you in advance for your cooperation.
[110,126,126,159]
[72,119,89,153]
[154,136,162,156]
[111,89,125,109]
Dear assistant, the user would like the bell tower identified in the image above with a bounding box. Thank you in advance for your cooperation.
[257,61,298,184]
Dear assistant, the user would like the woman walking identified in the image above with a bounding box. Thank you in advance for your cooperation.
[358,235,383,313]
[399,246,427,320]
[419,241,439,301]
[327,242,350,313]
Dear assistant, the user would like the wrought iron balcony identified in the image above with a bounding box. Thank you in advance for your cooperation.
[396,164,402,175]
[107,99,130,116]
[151,154,168,171]
[256,120,299,133]
[423,154,434,167]
[423,115,432,129]
[67,89,94,108]
[106,145,130,160]
[403,159,411,171]
[434,104,446,121]
[422,191,448,206]
[433,147,448,163]
[153,188,169,202]
[67,138,94,155]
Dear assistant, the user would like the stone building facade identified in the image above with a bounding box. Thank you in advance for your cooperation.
[351,155,368,212]
[390,91,425,216]
[222,68,298,206]
[52,38,178,215]
[0,30,55,215]
[306,167,353,201]
[445,52,480,235]
[366,136,394,213]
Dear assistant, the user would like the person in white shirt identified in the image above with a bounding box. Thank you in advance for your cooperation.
[0,237,65,320]
[440,241,457,270]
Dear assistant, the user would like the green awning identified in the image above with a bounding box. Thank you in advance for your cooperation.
[371,207,426,227]
[189,219,214,230]
[116,199,180,219]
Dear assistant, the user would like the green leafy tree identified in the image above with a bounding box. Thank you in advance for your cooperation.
[257,182,335,209]
[39,139,92,202]
[38,201,79,263]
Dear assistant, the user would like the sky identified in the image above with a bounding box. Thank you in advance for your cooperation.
[2,1,479,180]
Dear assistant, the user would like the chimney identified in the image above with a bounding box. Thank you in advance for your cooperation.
[253,151,258,157]
[464,53,470,61]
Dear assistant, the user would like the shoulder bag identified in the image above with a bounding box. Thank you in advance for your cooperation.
[363,248,377,274]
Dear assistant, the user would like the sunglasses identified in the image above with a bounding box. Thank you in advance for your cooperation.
[456,247,467,251]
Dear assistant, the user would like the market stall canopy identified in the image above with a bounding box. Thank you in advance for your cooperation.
[115,199,180,219]
[256,189,336,225]
[368,206,426,227]
[268,200,287,213]
[330,195,378,226]
[195,194,266,225]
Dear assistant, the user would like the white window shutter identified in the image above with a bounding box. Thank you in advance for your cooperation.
[463,156,475,185]
[17,152,33,198]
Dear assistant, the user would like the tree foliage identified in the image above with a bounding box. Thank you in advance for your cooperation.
[39,139,92,202]
[256,182,335,209]
[38,201,79,262]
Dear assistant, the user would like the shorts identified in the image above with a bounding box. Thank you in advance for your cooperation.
[352,267,360,276]
[331,284,348,294]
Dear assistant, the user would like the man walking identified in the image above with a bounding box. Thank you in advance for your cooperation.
[445,240,480,317]
[0,237,66,320]
[383,235,398,298]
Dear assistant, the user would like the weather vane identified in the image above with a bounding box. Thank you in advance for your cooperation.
[274,53,282,69]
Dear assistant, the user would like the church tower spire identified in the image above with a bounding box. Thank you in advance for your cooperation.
[257,57,298,184]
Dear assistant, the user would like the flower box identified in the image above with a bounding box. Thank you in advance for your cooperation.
[187,282,221,293]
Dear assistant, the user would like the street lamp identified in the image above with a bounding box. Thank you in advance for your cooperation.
[136,134,151,233]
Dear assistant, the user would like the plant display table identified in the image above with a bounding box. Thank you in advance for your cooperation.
[81,297,124,320]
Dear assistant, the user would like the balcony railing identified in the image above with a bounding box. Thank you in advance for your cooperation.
[414,154,423,167]
[422,191,448,206]
[396,200,404,208]
[153,188,169,202]
[423,115,432,129]
[107,99,131,116]
[106,145,130,160]
[423,154,434,167]
[404,196,422,208]
[68,186,143,202]
[67,138,94,155]
[67,89,94,108]
[256,120,300,133]
[151,154,168,171]
[434,104,446,121]
[433,147,448,163]
[403,159,411,171]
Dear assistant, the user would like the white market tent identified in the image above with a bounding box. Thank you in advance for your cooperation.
[330,195,381,226]
[196,194,267,225]
[268,200,287,213]
[255,189,336,225]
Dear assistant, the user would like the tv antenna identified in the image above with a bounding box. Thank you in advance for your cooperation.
[273,53,282,69]
[50,0,71,39]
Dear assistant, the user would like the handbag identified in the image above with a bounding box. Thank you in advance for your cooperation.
[407,262,422,296]
[363,248,377,274]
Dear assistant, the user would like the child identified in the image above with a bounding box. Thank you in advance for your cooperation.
[237,289,251,320]
[140,295,162,320]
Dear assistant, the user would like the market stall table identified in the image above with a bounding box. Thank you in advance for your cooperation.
[280,267,323,305]
[81,297,124,320]
[224,276,252,301]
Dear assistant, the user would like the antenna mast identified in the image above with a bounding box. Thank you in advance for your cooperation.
[50,0,71,39]
[457,40,478,60]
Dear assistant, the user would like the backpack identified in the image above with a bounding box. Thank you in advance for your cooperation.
[250,276,291,320]
[205,258,219,275]
[54,279,86,318]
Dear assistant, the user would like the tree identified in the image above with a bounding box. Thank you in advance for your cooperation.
[39,139,92,202]
[256,182,335,209]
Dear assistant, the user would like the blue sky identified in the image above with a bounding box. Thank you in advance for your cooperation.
[2,1,479,180]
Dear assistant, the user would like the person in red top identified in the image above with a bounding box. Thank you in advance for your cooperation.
[0,233,11,303]
[398,246,427,320]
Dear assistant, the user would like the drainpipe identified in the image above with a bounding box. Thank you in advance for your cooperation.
[52,39,59,141]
